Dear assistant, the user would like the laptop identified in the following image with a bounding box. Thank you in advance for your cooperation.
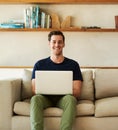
[35,71,73,95]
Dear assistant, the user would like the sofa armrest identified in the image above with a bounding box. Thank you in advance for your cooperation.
[0,78,22,130]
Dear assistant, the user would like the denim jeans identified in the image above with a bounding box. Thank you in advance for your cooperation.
[30,94,77,130]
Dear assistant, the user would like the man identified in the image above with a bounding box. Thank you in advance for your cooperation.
[30,30,83,130]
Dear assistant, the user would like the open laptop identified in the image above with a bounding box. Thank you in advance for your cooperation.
[35,71,73,95]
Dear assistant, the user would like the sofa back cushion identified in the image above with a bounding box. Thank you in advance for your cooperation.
[95,69,118,99]
[80,70,94,101]
[21,69,33,100]
[21,69,94,100]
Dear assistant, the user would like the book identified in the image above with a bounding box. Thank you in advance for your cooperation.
[35,6,41,28]
[41,11,46,28]
[24,8,31,28]
[47,14,52,28]
[30,6,37,28]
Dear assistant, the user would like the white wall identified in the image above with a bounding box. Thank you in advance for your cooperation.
[0,4,118,67]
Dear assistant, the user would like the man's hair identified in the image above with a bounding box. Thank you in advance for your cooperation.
[48,30,65,42]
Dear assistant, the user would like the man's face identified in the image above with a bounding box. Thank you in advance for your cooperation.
[49,35,65,56]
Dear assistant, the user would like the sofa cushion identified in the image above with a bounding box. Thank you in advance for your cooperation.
[95,97,118,117]
[13,99,94,117]
[95,69,118,99]
[21,69,33,100]
[13,99,63,117]
[14,99,30,116]
[76,100,94,116]
[80,70,94,101]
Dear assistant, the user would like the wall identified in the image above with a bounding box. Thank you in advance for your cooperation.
[0,4,118,67]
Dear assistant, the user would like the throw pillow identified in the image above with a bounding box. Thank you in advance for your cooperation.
[79,70,94,101]
[21,69,33,100]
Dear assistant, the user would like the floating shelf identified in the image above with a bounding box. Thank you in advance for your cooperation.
[0,0,118,4]
[0,28,118,32]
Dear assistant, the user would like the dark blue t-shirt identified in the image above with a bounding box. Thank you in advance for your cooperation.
[32,57,83,81]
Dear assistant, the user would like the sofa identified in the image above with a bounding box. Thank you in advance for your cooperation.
[0,68,118,130]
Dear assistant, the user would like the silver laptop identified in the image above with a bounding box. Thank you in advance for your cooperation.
[35,71,73,95]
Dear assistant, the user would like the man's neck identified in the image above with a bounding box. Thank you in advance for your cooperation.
[50,55,64,64]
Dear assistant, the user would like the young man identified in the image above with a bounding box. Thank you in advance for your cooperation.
[30,30,83,130]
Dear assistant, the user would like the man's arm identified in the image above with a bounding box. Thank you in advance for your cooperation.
[73,80,82,98]
[32,79,36,95]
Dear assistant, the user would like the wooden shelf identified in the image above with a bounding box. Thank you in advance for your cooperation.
[0,28,118,32]
[0,0,118,4]
[0,66,118,69]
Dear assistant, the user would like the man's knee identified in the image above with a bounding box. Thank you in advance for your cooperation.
[63,95,77,104]
[31,94,44,105]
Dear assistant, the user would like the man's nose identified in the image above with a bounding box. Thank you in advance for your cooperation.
[55,42,60,46]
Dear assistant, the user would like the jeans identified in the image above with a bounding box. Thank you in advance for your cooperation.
[30,94,77,130]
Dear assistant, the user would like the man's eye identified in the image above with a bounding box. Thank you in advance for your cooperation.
[51,40,56,43]
[58,41,62,44]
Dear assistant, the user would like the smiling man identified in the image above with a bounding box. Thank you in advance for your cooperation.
[30,30,83,130]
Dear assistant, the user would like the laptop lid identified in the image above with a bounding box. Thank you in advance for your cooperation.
[35,71,73,95]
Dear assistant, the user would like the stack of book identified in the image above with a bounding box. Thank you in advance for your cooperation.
[0,22,24,28]
[24,6,52,28]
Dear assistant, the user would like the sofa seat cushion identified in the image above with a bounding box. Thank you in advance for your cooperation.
[13,99,30,116]
[13,99,94,117]
[77,100,94,116]
[95,97,118,117]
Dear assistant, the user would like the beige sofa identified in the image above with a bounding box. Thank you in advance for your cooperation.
[0,69,118,130]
